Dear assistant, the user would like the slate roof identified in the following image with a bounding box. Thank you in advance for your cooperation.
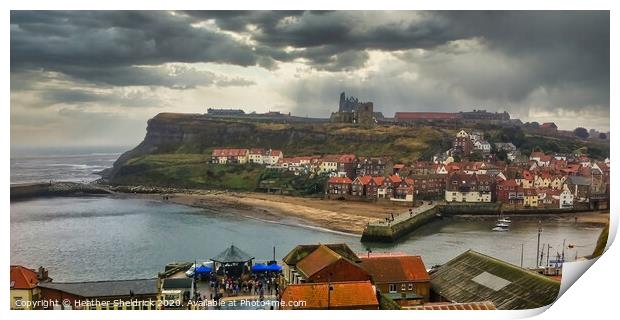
[162,278,193,290]
[282,243,360,265]
[567,175,591,186]
[360,256,430,283]
[38,278,159,298]
[405,301,496,310]
[280,281,378,310]
[430,250,560,310]
[211,245,254,263]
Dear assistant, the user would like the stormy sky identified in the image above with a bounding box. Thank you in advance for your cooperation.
[10,11,610,147]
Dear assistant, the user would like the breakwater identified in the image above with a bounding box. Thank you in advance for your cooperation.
[10,182,112,200]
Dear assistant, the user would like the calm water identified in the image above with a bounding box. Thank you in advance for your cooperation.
[11,197,603,282]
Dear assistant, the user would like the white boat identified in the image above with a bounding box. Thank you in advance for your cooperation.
[493,220,510,231]
[495,221,510,228]
[498,217,511,224]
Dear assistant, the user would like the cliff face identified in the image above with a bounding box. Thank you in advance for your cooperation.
[104,112,450,181]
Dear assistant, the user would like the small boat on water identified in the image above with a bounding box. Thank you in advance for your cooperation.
[498,217,511,224]
[492,220,510,231]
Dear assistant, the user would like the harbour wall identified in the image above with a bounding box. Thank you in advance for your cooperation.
[361,202,596,243]
[361,206,439,242]
[10,182,112,200]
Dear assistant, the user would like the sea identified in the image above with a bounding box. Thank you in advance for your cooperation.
[10,146,129,184]
[10,147,605,282]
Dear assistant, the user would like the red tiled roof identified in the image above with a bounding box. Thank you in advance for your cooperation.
[393,164,405,169]
[355,176,374,185]
[406,301,496,310]
[327,177,353,184]
[280,281,378,310]
[540,122,557,129]
[10,265,38,289]
[296,245,342,278]
[212,148,248,157]
[268,150,283,156]
[373,176,386,185]
[395,112,461,120]
[388,175,402,183]
[249,148,265,155]
[359,255,430,283]
[338,154,356,163]
[322,155,341,162]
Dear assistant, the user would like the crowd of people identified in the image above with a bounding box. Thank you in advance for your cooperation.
[197,269,281,304]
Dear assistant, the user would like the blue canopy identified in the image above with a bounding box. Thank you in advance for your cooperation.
[252,263,282,272]
[195,265,212,274]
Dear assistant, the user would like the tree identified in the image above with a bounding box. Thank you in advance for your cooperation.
[496,149,508,162]
[469,152,483,161]
[599,132,607,140]
[574,127,589,139]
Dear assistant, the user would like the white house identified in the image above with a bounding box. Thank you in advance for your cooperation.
[473,140,491,153]
[559,188,574,208]
[444,190,493,203]
[456,130,469,138]
[248,148,265,164]
[263,149,283,165]
[469,130,483,142]
[319,157,339,173]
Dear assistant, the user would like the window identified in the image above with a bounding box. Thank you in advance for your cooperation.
[401,283,407,291]
[408,283,414,291]
[388,284,397,293]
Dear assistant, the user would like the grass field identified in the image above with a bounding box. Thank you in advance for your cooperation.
[112,154,265,190]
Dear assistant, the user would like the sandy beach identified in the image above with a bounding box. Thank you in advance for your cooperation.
[113,190,610,235]
[143,191,402,234]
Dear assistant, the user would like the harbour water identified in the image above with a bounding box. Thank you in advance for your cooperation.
[11,196,603,282]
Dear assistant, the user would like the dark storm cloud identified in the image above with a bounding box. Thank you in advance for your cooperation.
[11,11,260,86]
[11,10,609,86]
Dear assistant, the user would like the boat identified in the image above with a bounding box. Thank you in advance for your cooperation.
[492,220,510,231]
[495,221,510,228]
[498,217,511,224]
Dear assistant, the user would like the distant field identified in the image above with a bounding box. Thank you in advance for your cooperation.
[112,154,265,190]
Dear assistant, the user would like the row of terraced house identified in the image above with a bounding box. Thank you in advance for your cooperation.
[210,145,609,210]
[325,151,609,210]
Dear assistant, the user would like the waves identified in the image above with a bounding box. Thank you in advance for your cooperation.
[11,149,121,184]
